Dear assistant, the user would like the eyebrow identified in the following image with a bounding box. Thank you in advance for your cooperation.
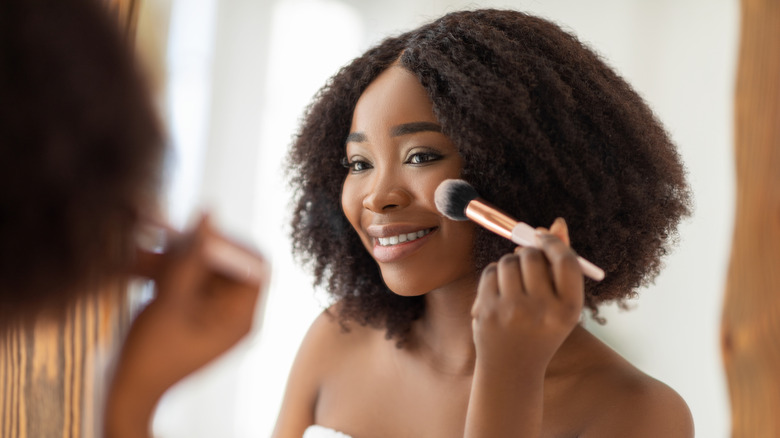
[391,122,442,136]
[345,122,442,143]
[345,132,366,143]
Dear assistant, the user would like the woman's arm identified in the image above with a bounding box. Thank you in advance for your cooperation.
[272,310,340,438]
[104,217,266,438]
[465,218,694,437]
[465,219,583,437]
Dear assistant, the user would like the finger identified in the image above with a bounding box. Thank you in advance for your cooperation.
[534,232,584,309]
[549,217,570,247]
[516,246,555,298]
[497,253,524,299]
[476,263,499,299]
[474,263,499,318]
[203,233,268,289]
[129,248,165,279]
[157,215,211,302]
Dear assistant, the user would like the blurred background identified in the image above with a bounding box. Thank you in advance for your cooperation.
[131,0,737,436]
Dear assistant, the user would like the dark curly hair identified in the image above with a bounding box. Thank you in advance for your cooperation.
[0,0,163,325]
[289,9,691,343]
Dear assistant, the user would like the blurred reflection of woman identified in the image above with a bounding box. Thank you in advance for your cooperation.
[0,2,266,437]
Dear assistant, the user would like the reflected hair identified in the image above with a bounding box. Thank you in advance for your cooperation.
[0,0,164,325]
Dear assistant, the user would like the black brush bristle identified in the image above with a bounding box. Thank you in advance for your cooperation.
[434,179,479,221]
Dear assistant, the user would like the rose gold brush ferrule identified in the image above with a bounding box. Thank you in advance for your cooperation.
[464,198,518,240]
[463,198,606,281]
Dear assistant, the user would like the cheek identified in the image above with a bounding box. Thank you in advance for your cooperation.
[442,220,477,260]
[341,180,364,236]
[414,159,464,199]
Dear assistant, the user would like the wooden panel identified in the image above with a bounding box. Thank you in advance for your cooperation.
[0,286,128,438]
[104,0,142,41]
[0,1,141,437]
[722,0,780,437]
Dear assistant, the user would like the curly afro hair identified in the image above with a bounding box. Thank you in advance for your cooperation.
[288,9,691,344]
[0,0,164,325]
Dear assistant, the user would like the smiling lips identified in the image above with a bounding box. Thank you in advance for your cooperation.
[368,226,437,263]
[377,228,432,247]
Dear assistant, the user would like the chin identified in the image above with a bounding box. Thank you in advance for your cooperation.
[384,284,431,298]
[381,280,431,297]
[374,248,478,296]
[378,266,436,297]
[379,263,473,297]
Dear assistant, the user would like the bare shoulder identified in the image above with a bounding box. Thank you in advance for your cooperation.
[272,303,379,438]
[310,303,380,352]
[582,365,693,437]
[571,330,694,437]
[292,303,380,380]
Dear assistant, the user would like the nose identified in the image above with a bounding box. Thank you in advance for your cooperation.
[362,169,412,212]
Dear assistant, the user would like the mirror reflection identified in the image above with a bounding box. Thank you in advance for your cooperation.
[136,1,734,437]
[1,0,735,436]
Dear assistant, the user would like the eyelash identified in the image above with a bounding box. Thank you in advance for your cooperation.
[341,151,444,173]
[341,157,372,172]
[405,151,442,165]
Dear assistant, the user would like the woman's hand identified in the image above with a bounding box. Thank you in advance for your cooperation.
[465,218,583,438]
[104,216,269,438]
[471,217,583,370]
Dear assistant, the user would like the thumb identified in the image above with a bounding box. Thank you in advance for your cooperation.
[549,217,570,247]
[156,215,211,302]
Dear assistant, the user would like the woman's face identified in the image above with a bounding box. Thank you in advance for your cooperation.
[341,66,477,296]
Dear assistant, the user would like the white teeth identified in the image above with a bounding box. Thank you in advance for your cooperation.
[377,229,431,247]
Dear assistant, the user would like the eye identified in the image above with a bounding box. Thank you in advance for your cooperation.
[406,151,443,165]
[342,156,372,173]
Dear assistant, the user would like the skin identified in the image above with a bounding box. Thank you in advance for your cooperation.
[104,217,266,438]
[273,66,694,438]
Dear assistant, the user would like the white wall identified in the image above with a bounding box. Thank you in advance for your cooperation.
[144,1,739,436]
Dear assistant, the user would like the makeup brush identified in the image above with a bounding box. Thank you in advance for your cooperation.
[434,179,605,281]
[137,217,270,285]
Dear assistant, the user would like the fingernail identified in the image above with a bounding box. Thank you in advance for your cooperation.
[534,231,544,246]
[481,264,497,276]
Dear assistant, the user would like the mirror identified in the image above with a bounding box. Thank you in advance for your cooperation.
[134,1,736,436]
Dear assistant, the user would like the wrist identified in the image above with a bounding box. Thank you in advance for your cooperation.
[103,364,167,438]
[474,347,549,377]
[466,361,546,438]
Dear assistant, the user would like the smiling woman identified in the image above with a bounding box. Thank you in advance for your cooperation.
[278,8,693,438]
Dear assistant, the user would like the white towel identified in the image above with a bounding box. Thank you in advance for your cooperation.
[302,424,354,438]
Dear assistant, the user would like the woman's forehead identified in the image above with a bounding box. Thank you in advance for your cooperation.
[350,66,438,132]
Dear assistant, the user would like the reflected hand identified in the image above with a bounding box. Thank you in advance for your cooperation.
[105,215,269,438]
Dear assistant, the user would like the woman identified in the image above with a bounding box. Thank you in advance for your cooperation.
[275,9,693,438]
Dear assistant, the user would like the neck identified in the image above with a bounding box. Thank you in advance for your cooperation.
[545,323,608,378]
[409,272,480,376]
